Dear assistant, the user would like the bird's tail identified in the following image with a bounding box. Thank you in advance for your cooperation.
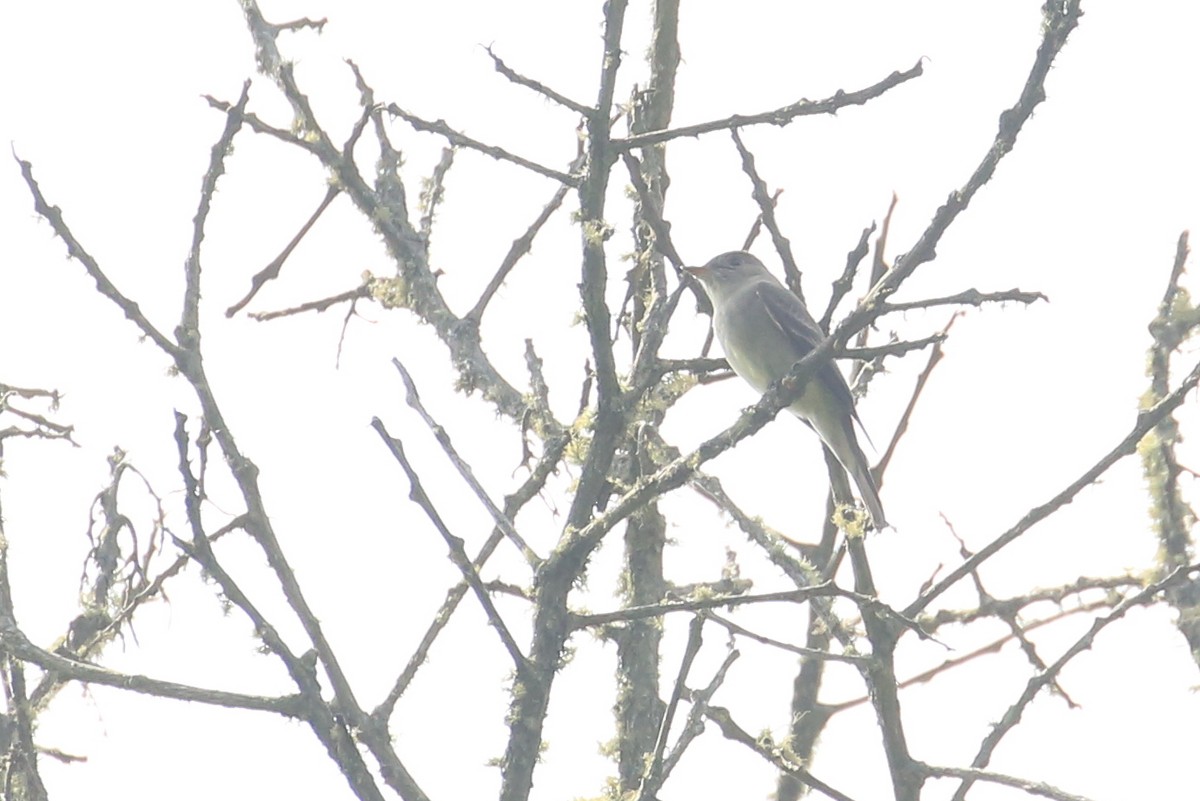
[827,419,887,529]
[849,458,887,530]
[799,395,889,529]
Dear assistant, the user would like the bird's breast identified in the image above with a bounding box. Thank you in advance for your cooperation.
[714,308,803,395]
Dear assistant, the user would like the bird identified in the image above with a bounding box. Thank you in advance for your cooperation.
[685,251,887,528]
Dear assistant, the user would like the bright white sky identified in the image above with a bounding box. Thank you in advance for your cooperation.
[2,2,1199,800]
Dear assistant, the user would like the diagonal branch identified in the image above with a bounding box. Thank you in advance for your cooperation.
[869,0,1083,303]
[13,153,179,359]
[371,432,568,725]
[730,128,804,304]
[370,417,530,674]
[950,562,1200,800]
[906,355,1200,618]
[486,45,593,117]
[466,156,582,324]
[0,615,302,717]
[385,105,581,186]
[388,358,541,566]
[615,59,925,150]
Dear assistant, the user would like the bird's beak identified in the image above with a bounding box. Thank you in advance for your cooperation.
[683,265,709,278]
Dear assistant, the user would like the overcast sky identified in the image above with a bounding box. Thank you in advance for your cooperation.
[2,2,1199,800]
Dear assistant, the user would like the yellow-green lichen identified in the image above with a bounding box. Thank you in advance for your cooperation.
[364,271,409,309]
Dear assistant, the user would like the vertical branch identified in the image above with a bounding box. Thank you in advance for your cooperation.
[568,0,629,527]
[637,615,705,798]
[0,534,49,801]
[614,0,680,792]
[500,5,631,801]
[774,607,834,801]
[1142,231,1200,667]
[616,433,668,790]
[847,539,921,801]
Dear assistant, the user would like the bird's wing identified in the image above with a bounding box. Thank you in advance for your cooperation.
[753,281,859,418]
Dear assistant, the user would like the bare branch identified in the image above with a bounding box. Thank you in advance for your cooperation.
[883,286,1048,313]
[730,128,804,304]
[418,147,456,240]
[466,160,579,323]
[13,153,179,359]
[702,705,861,801]
[706,612,869,664]
[1142,230,1200,666]
[186,81,253,335]
[615,59,925,150]
[638,614,704,798]
[499,6,632,799]
[248,285,371,321]
[875,314,959,481]
[370,416,531,673]
[619,150,687,271]
[227,184,342,317]
[950,562,1200,800]
[572,584,868,627]
[821,222,875,332]
[388,358,541,566]
[872,1,1083,300]
[653,647,739,788]
[372,433,568,724]
[385,104,580,186]
[907,354,1200,618]
[843,333,947,363]
[927,764,1096,801]
[486,45,593,116]
[203,95,320,153]
[0,612,301,717]
[831,595,1127,713]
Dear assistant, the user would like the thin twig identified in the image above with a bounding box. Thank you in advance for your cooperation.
[821,222,875,332]
[572,584,845,627]
[466,162,579,323]
[615,60,925,150]
[203,95,320,154]
[950,562,1200,800]
[843,334,946,363]
[907,355,1200,618]
[876,313,959,481]
[227,184,342,317]
[372,433,568,724]
[828,596,1124,713]
[926,764,1095,801]
[883,287,1047,313]
[639,615,704,798]
[386,105,581,186]
[486,46,593,116]
[370,417,531,674]
[389,358,541,566]
[248,285,371,321]
[730,128,804,303]
[13,153,180,359]
[656,648,739,785]
[706,612,869,664]
[702,705,860,801]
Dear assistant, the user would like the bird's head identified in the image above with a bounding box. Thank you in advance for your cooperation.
[684,251,770,298]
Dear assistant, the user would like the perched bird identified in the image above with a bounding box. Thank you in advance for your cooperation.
[685,251,886,528]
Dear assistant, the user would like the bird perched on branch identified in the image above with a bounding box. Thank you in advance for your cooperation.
[685,251,886,528]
